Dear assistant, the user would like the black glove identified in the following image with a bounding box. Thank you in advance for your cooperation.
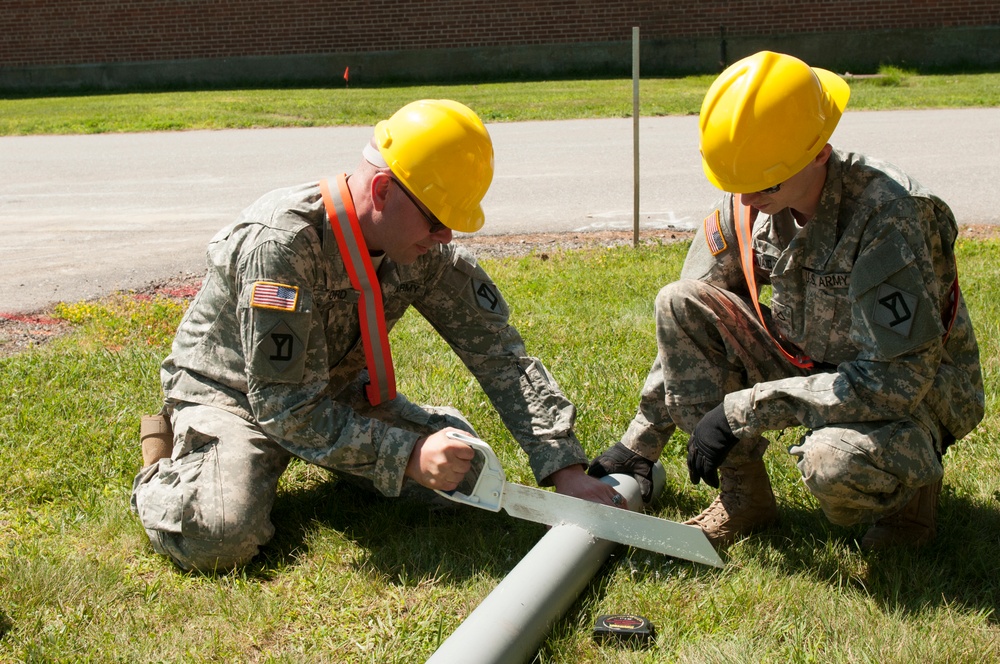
[587,442,654,502]
[686,404,740,489]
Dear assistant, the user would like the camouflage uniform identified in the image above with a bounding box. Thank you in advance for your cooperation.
[131,179,587,570]
[621,149,983,526]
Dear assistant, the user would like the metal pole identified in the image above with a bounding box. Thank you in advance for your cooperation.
[632,26,640,248]
[426,467,666,664]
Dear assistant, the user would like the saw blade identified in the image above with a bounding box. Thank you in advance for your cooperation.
[501,483,723,568]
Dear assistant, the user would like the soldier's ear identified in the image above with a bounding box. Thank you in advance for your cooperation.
[815,143,833,165]
[370,171,392,212]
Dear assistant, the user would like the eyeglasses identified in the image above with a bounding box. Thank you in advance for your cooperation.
[392,179,449,234]
[756,182,782,195]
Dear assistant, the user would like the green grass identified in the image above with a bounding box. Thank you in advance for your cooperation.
[2,67,999,135]
[1,238,998,662]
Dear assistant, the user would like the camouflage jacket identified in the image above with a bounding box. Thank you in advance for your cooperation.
[161,180,587,496]
[682,149,984,444]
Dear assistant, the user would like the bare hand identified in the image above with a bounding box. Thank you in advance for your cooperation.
[404,428,476,491]
[550,465,628,509]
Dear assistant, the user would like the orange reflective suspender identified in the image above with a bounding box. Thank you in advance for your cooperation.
[319,174,397,405]
[734,201,816,370]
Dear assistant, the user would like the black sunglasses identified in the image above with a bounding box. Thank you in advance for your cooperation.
[756,182,782,195]
[392,179,448,234]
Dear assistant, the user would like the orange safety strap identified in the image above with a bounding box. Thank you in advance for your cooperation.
[319,174,397,405]
[734,202,815,370]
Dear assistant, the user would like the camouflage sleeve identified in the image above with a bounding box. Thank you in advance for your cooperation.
[725,197,949,438]
[679,194,750,295]
[237,232,420,497]
[413,245,588,485]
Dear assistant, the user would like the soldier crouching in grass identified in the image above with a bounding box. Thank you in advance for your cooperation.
[132,99,625,573]
[588,52,984,551]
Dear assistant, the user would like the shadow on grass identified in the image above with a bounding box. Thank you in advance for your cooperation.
[0,610,10,641]
[747,489,1000,625]
[188,458,998,631]
[250,471,546,585]
[862,492,1000,621]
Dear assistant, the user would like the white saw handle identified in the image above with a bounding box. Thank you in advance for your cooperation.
[433,431,507,512]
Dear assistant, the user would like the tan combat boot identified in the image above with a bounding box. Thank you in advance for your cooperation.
[684,459,779,547]
[140,413,174,467]
[860,480,941,551]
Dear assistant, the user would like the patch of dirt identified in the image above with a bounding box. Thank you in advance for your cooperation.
[0,313,73,358]
[957,224,1000,241]
[0,272,202,359]
[2,225,997,359]
[455,227,696,259]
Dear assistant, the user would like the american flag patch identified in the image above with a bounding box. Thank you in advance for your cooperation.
[704,209,727,256]
[251,281,299,311]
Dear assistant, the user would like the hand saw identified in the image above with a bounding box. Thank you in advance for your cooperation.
[436,431,724,568]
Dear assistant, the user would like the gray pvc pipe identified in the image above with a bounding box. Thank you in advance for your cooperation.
[426,466,665,664]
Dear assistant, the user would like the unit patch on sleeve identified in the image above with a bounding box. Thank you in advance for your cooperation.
[251,281,299,312]
[872,283,918,337]
[473,278,501,312]
[704,209,727,256]
[254,319,305,376]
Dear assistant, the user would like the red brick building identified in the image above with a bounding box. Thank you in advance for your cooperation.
[2,1,998,91]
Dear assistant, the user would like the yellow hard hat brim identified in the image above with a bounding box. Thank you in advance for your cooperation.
[446,205,486,234]
[814,67,851,118]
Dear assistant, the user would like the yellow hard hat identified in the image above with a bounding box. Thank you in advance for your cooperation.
[699,51,851,193]
[374,99,494,233]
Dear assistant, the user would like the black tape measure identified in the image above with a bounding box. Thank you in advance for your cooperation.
[592,613,655,646]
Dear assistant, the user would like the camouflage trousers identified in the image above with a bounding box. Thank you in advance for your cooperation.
[130,394,475,572]
[620,279,944,526]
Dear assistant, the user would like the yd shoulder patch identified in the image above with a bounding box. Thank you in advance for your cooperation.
[256,320,305,375]
[703,210,727,256]
[251,281,299,311]
[872,283,918,337]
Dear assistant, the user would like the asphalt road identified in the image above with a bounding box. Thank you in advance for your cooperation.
[2,108,998,313]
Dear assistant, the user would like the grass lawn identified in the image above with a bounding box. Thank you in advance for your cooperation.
[1,238,998,662]
[2,68,1000,135]
[2,65,998,661]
